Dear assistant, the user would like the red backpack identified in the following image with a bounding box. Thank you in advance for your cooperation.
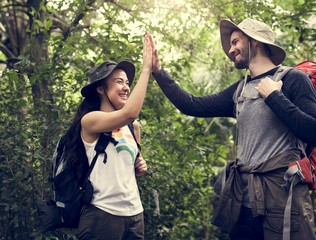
[285,60,316,189]
[282,60,316,240]
[295,60,316,90]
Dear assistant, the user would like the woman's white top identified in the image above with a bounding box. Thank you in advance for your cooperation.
[82,125,143,216]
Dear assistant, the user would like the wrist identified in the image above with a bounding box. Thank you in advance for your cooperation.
[152,65,162,74]
[141,67,152,74]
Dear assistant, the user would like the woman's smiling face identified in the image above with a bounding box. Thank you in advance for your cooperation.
[106,69,130,109]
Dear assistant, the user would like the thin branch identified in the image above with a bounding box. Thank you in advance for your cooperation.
[0,41,15,58]
[61,0,97,39]
[107,0,132,14]
[49,13,68,31]
[51,0,98,65]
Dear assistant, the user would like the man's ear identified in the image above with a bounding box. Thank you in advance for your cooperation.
[96,86,104,94]
[251,39,262,49]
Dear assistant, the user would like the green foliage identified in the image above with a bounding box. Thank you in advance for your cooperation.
[138,86,234,239]
[0,0,315,239]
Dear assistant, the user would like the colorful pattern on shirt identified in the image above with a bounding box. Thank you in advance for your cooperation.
[112,127,138,164]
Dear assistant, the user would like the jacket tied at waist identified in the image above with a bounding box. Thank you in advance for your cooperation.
[212,150,300,232]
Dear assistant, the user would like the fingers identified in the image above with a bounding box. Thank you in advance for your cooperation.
[134,155,145,168]
[147,33,159,61]
[142,33,153,69]
[255,77,283,98]
[143,32,161,73]
[143,33,152,54]
[259,77,283,90]
[135,156,148,176]
[147,33,161,72]
[147,32,156,53]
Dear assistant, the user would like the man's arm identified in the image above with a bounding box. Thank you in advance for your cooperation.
[153,69,238,118]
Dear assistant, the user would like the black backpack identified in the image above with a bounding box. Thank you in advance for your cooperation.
[36,123,139,233]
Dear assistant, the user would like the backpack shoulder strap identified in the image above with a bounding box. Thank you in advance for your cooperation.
[234,72,249,104]
[273,66,293,82]
[84,122,142,179]
[88,121,142,172]
[84,132,117,181]
[235,67,293,99]
[128,122,141,152]
[235,79,244,100]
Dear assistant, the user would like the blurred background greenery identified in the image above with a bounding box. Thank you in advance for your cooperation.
[0,0,315,239]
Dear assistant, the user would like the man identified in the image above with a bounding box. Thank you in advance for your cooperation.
[148,19,316,240]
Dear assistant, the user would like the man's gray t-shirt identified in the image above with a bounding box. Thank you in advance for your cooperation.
[234,73,301,206]
[235,75,299,167]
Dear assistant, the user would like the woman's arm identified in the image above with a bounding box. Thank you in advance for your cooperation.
[81,33,153,139]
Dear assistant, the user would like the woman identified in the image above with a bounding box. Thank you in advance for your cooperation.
[64,33,152,240]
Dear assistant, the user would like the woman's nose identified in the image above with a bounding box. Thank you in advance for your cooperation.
[123,83,130,91]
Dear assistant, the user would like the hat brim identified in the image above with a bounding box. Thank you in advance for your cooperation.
[81,60,135,98]
[219,19,286,66]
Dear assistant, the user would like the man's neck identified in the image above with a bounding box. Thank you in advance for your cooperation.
[248,56,277,78]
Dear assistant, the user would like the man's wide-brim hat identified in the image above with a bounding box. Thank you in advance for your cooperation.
[219,18,286,65]
[81,60,135,98]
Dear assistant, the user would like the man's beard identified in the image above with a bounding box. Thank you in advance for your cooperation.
[234,46,250,69]
[234,58,248,69]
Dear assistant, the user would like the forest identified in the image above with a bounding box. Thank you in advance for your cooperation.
[0,0,315,239]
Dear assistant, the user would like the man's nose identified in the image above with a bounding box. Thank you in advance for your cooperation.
[228,45,235,57]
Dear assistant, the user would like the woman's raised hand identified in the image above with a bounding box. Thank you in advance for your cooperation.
[142,33,153,71]
[147,33,161,73]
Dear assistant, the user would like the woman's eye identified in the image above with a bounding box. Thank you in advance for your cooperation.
[114,78,128,85]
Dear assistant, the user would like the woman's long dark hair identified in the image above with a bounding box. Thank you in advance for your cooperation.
[64,96,101,183]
